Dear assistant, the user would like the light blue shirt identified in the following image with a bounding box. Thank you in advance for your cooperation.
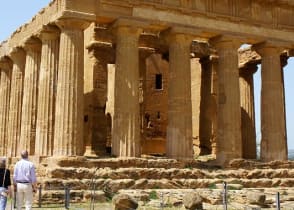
[13,159,37,184]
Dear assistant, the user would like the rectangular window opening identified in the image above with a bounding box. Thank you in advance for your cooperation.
[155,74,163,90]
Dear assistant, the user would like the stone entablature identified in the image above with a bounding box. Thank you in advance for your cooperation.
[2,0,294,56]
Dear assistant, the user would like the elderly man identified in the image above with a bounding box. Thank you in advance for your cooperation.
[13,150,37,210]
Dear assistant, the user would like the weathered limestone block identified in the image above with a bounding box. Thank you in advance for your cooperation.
[83,190,107,202]
[112,193,138,210]
[7,48,26,157]
[35,26,60,156]
[183,192,203,210]
[20,37,41,155]
[0,57,12,156]
[247,192,266,205]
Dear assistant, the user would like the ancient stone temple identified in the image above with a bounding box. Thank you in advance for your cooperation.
[0,0,292,165]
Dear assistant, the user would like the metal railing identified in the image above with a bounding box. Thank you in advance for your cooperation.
[10,180,293,209]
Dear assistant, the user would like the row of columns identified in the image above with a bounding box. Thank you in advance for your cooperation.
[0,18,288,163]
[0,19,88,157]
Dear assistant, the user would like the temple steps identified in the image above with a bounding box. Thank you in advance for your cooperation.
[35,157,294,193]
[45,167,293,180]
[39,177,294,191]
[32,157,294,204]
[40,156,294,169]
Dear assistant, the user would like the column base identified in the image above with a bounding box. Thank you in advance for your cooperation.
[83,146,97,157]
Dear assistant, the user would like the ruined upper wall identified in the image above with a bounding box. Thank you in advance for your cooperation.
[0,0,65,57]
[96,0,294,44]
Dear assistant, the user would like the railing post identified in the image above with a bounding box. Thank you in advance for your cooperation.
[160,192,164,210]
[64,186,70,209]
[38,185,42,208]
[223,182,228,210]
[276,192,280,210]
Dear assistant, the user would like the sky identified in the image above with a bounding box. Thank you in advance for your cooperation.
[0,1,293,150]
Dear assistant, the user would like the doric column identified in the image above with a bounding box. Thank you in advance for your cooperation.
[112,21,142,157]
[210,55,218,155]
[139,49,154,139]
[199,56,212,155]
[254,43,287,161]
[191,57,202,156]
[84,42,112,157]
[280,54,288,158]
[239,64,257,159]
[211,36,242,164]
[35,26,60,156]
[19,38,41,155]
[0,57,12,156]
[53,19,89,156]
[7,48,26,157]
[165,29,193,160]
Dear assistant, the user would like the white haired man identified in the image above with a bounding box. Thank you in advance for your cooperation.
[13,151,37,210]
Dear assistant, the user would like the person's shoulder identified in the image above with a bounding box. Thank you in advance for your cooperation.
[27,160,35,166]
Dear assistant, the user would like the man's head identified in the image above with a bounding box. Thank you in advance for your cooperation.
[0,157,6,168]
[21,150,29,159]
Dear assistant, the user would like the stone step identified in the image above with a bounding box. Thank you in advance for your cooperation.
[38,177,294,192]
[41,157,294,170]
[44,167,294,180]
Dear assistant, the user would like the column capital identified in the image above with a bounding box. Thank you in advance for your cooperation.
[280,53,288,68]
[9,47,26,64]
[139,47,155,59]
[0,56,13,70]
[87,41,115,64]
[199,56,211,65]
[112,18,145,36]
[252,41,285,56]
[38,25,60,41]
[239,63,258,76]
[55,18,90,31]
[23,37,42,52]
[210,35,241,50]
[209,54,219,63]
[161,27,196,46]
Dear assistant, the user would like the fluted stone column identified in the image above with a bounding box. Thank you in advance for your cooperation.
[254,43,287,161]
[53,19,89,156]
[199,56,212,155]
[280,54,288,158]
[139,49,154,139]
[210,55,218,155]
[7,48,26,157]
[35,26,60,156]
[112,22,142,157]
[19,38,41,155]
[211,37,242,164]
[0,57,12,156]
[84,44,111,157]
[239,64,257,159]
[166,30,193,160]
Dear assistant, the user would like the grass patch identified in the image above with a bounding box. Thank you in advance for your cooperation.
[208,183,217,189]
[149,190,158,200]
